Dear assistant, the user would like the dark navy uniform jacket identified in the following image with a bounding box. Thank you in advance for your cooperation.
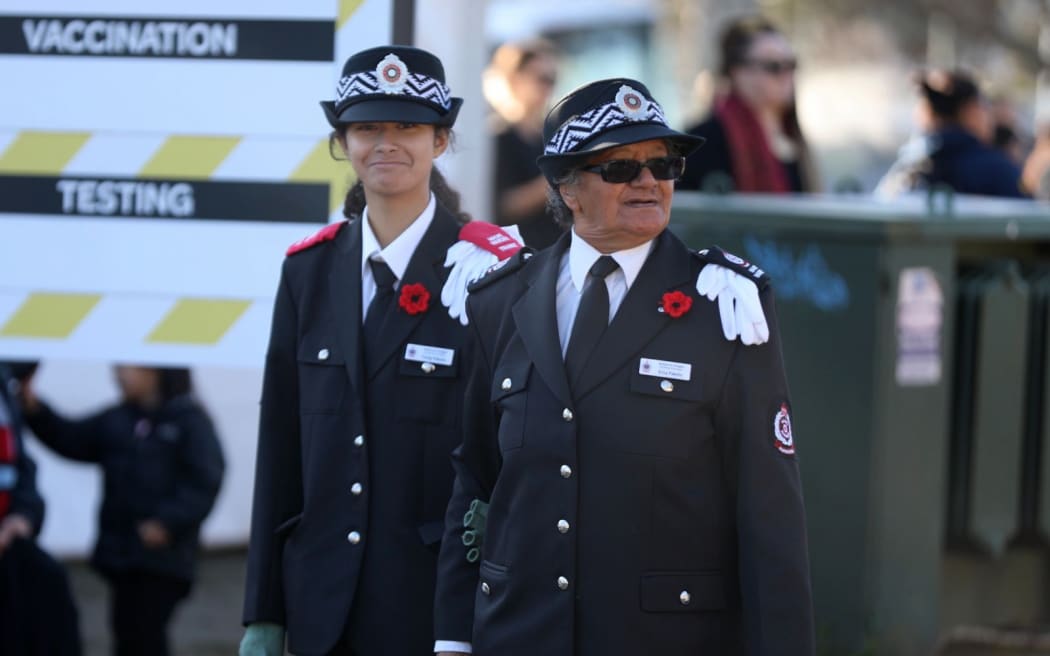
[243,205,468,655]
[435,229,814,656]
[26,394,224,583]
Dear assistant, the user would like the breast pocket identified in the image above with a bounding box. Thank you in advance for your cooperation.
[640,571,727,613]
[490,362,531,451]
[619,365,708,459]
[398,344,460,424]
[297,342,347,414]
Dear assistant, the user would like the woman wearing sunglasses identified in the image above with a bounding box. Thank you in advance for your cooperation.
[678,15,818,193]
[434,78,812,656]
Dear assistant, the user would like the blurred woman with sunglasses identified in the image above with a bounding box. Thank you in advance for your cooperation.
[678,15,818,193]
[484,38,566,249]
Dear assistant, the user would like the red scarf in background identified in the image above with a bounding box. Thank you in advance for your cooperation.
[714,92,791,193]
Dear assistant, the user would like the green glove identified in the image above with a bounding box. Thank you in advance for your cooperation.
[239,622,285,656]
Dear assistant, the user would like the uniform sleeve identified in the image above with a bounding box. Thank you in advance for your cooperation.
[434,298,502,643]
[714,288,815,656]
[243,263,304,627]
[23,402,108,463]
[152,405,225,537]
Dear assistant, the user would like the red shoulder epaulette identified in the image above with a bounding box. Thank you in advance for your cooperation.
[458,221,522,261]
[286,221,346,256]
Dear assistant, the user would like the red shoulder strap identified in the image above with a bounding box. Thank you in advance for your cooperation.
[286,221,346,256]
[458,222,522,261]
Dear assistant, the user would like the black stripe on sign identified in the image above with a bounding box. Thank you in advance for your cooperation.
[0,15,334,62]
[0,175,329,224]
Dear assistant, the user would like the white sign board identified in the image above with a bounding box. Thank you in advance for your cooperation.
[0,0,393,367]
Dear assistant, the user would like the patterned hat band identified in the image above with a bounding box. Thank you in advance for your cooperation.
[336,53,452,113]
[544,84,669,155]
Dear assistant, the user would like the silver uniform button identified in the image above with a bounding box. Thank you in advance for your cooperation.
[680,590,691,605]
[347,531,362,544]
[557,519,570,534]
[660,380,674,393]
[421,362,436,374]
[350,483,363,496]
[354,435,364,447]
[560,465,572,479]
[501,377,512,391]
[562,408,573,422]
[318,348,330,361]
[481,582,491,595]
[557,576,569,590]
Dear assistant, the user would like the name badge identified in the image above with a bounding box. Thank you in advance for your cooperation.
[405,343,455,367]
[639,357,692,381]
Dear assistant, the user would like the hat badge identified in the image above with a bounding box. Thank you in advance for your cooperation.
[615,84,647,120]
[376,53,408,93]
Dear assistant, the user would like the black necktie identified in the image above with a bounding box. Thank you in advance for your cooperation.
[363,259,397,366]
[565,255,619,387]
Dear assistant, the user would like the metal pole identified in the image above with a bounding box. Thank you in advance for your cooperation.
[392,0,415,44]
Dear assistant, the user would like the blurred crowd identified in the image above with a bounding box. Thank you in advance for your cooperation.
[485,15,1050,249]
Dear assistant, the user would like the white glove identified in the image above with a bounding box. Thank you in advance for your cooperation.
[441,225,523,326]
[696,264,770,345]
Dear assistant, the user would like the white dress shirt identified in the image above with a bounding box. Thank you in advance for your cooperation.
[360,193,437,322]
[433,229,654,655]
[556,229,654,355]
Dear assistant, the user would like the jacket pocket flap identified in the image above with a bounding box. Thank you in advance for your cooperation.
[274,513,303,536]
[417,520,446,546]
[640,571,726,612]
[491,362,532,402]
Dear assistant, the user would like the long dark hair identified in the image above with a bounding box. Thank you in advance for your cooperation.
[719,15,780,77]
[329,127,472,225]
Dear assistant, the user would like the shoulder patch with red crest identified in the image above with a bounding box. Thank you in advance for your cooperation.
[774,403,795,456]
[286,221,347,256]
[694,246,771,289]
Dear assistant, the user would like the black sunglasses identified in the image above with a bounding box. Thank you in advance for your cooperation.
[579,156,686,183]
[744,58,798,75]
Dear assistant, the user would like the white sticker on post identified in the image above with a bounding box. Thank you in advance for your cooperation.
[638,357,692,381]
[404,343,455,367]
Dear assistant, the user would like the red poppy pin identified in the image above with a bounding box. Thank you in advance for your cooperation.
[660,290,692,318]
[399,283,430,315]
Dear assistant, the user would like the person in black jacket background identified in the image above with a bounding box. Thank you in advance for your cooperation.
[21,365,224,656]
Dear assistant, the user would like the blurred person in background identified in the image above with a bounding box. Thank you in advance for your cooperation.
[678,15,819,194]
[0,362,81,655]
[484,38,566,248]
[1023,126,1050,201]
[20,366,224,656]
[877,69,1035,199]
